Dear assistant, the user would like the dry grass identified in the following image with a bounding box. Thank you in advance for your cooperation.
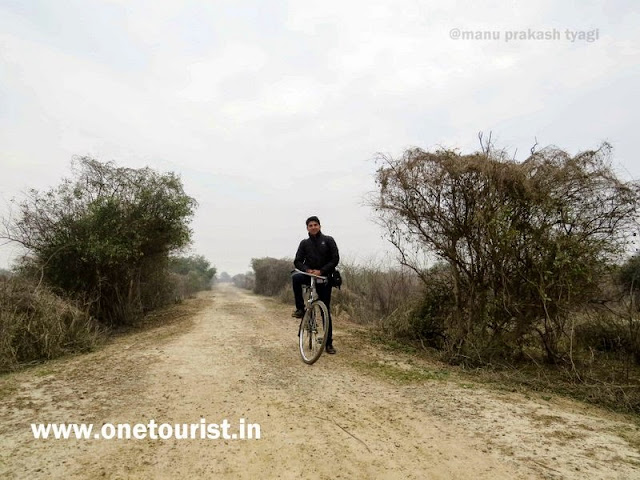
[331,261,421,325]
[356,325,640,415]
[0,276,103,373]
[326,263,640,415]
[351,359,450,383]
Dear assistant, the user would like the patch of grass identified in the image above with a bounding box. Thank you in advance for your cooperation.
[351,321,640,416]
[0,378,18,399]
[353,359,449,384]
[371,339,640,416]
[615,425,640,452]
[34,367,56,377]
[530,413,568,426]
[468,365,640,416]
[547,429,584,441]
[366,331,419,354]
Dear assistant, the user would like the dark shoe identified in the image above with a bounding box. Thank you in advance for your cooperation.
[292,309,304,318]
[325,345,336,354]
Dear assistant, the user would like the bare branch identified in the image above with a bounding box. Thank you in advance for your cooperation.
[530,136,539,155]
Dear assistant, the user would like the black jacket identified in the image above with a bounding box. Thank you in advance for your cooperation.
[294,232,339,275]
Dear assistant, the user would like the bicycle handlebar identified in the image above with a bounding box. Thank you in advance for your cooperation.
[292,268,327,280]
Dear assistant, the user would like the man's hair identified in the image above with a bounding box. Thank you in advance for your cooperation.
[306,216,320,226]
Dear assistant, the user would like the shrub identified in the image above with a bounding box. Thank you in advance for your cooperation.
[371,141,640,363]
[169,255,216,297]
[139,260,182,311]
[232,272,255,290]
[0,276,102,372]
[4,158,196,326]
[575,314,628,353]
[332,261,421,324]
[617,254,640,310]
[390,265,453,348]
[251,257,292,296]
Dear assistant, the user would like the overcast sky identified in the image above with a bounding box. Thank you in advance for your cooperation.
[1,0,639,275]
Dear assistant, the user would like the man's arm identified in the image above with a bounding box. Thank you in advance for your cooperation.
[294,240,307,271]
[320,236,340,274]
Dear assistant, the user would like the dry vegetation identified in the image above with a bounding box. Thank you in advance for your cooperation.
[244,140,640,414]
[0,159,215,372]
[0,276,102,373]
[3,143,640,417]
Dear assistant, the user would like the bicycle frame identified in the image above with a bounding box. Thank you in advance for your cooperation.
[293,268,327,308]
[293,269,329,364]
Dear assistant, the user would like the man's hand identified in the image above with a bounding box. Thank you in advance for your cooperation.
[306,269,322,276]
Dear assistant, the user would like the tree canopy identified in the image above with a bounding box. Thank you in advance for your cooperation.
[371,142,640,362]
[5,157,197,325]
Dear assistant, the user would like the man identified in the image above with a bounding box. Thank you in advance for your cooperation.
[292,216,340,354]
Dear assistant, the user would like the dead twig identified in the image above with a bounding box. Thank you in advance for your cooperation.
[315,416,372,453]
[530,137,539,155]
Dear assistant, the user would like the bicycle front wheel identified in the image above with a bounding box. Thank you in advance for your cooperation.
[298,300,329,365]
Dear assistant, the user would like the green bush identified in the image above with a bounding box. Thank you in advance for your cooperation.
[169,255,216,297]
[139,261,181,311]
[575,311,640,364]
[403,278,452,348]
[5,158,196,326]
[576,314,627,353]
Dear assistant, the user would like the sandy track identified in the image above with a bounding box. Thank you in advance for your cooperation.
[1,284,639,479]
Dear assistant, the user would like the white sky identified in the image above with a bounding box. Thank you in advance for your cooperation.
[1,0,639,275]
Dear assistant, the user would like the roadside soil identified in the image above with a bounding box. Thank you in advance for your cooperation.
[1,284,640,479]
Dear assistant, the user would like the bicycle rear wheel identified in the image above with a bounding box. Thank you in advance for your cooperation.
[298,300,329,365]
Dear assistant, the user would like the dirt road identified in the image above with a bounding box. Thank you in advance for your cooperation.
[1,284,639,479]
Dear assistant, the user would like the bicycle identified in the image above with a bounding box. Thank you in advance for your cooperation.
[292,269,330,365]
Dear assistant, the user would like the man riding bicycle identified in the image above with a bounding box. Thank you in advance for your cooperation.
[291,216,340,354]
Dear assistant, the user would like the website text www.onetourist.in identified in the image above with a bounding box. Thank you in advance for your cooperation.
[30,418,261,441]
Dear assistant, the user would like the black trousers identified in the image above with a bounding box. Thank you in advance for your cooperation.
[292,273,333,346]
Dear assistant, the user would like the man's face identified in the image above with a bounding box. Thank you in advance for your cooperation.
[307,221,321,236]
